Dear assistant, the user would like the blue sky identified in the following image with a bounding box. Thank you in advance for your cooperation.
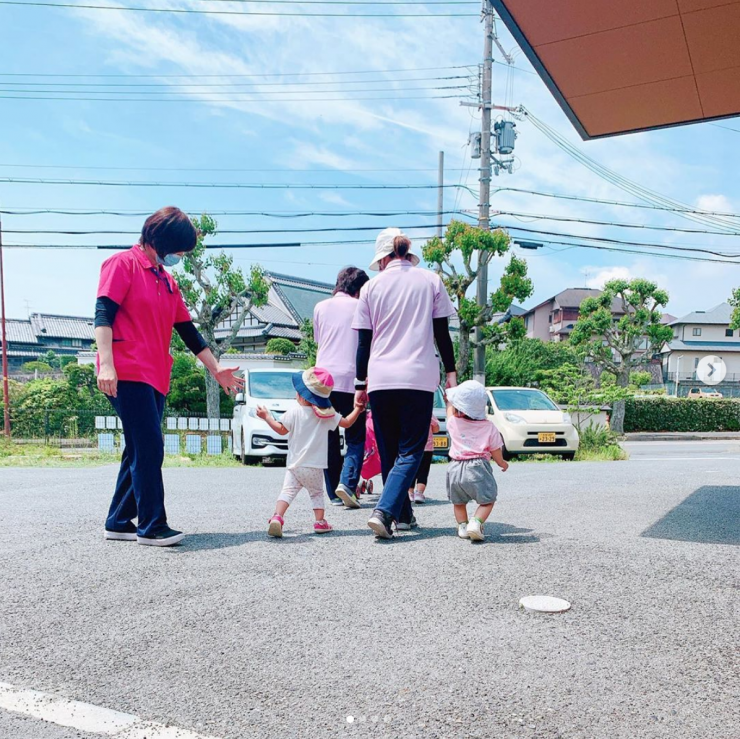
[1,2,740,322]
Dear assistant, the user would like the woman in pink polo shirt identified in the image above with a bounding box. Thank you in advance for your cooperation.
[314,267,370,509]
[95,207,244,547]
[353,228,457,538]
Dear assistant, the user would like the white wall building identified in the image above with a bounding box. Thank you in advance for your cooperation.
[661,302,740,381]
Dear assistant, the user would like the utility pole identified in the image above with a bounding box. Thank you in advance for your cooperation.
[437,151,445,238]
[0,215,11,438]
[473,0,494,385]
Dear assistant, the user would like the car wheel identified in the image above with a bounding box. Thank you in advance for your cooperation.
[240,433,259,466]
[502,445,513,462]
[562,452,576,461]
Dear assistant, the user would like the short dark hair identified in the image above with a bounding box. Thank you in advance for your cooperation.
[333,266,370,297]
[140,207,198,257]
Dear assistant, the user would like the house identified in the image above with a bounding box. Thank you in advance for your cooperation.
[662,303,740,382]
[1,313,96,371]
[214,271,333,352]
[520,288,625,342]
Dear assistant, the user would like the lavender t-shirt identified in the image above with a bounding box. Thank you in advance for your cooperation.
[314,292,359,394]
[352,260,455,393]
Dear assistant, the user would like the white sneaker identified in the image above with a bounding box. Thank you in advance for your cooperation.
[467,518,485,541]
[457,522,470,539]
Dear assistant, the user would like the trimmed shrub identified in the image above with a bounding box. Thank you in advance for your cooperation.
[265,338,296,356]
[624,397,740,432]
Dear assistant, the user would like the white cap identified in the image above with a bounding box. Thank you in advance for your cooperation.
[369,227,421,272]
[446,380,488,421]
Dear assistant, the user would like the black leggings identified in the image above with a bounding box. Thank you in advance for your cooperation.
[413,451,433,487]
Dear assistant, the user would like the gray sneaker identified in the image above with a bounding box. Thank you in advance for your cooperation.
[336,483,361,509]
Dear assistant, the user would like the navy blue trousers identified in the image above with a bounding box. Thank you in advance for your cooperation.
[370,389,433,523]
[324,391,366,501]
[105,381,168,538]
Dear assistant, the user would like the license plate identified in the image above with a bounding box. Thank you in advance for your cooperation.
[433,435,448,449]
[538,433,557,443]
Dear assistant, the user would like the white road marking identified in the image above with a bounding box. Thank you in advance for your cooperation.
[630,456,740,461]
[0,683,221,738]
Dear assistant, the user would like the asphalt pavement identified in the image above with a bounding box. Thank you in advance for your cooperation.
[1,448,738,739]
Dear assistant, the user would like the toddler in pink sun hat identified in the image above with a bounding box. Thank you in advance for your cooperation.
[257,367,364,537]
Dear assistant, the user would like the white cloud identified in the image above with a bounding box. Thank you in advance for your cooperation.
[319,192,353,208]
[583,265,634,289]
[695,194,734,213]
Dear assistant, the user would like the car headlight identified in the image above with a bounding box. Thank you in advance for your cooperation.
[562,412,572,424]
[504,412,525,424]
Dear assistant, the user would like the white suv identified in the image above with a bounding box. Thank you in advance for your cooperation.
[232,369,298,464]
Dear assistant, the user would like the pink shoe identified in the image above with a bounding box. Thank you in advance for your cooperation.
[414,491,426,504]
[313,519,333,534]
[267,515,284,538]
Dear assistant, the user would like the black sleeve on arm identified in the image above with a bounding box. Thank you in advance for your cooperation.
[433,317,456,374]
[356,329,373,382]
[94,297,119,329]
[175,321,209,356]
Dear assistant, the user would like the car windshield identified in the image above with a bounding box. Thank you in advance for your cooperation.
[492,389,559,412]
[249,372,296,400]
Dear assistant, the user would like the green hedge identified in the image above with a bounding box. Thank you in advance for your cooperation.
[624,397,740,432]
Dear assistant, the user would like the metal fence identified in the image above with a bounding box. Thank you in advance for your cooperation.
[8,408,234,455]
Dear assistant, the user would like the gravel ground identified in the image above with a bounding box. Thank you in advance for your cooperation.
[1,455,738,739]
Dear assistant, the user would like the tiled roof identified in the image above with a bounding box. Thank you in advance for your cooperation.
[266,271,333,324]
[30,313,95,340]
[265,325,302,340]
[4,319,38,344]
[251,303,295,326]
[522,288,625,315]
[663,339,740,353]
[670,303,733,327]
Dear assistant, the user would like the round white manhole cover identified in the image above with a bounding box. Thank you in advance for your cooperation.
[519,595,571,614]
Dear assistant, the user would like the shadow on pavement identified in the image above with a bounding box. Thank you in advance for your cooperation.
[641,486,740,546]
[376,522,541,545]
[175,521,542,551]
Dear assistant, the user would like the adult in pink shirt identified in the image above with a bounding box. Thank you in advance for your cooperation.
[314,267,370,509]
[353,228,457,539]
[95,207,244,547]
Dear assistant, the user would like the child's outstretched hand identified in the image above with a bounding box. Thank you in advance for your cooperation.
[256,405,270,421]
[498,460,509,473]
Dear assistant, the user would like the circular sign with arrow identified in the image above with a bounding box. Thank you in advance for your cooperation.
[696,355,727,386]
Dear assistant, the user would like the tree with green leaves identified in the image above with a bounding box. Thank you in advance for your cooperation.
[570,278,672,433]
[298,319,318,367]
[174,214,270,419]
[423,220,533,378]
[729,289,740,330]
[265,338,296,356]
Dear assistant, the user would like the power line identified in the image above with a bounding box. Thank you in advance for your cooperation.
[0,93,465,102]
[0,208,470,217]
[0,74,473,88]
[0,1,479,16]
[0,64,475,78]
[523,109,740,233]
[0,84,471,96]
[491,186,740,220]
[5,237,740,265]
[493,209,740,237]
[2,221,456,235]
[0,164,471,173]
[0,177,477,193]
[505,224,740,258]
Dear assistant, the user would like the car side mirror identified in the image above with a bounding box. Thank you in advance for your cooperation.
[234,393,245,405]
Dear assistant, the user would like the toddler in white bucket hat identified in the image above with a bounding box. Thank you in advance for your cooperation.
[445,380,508,542]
